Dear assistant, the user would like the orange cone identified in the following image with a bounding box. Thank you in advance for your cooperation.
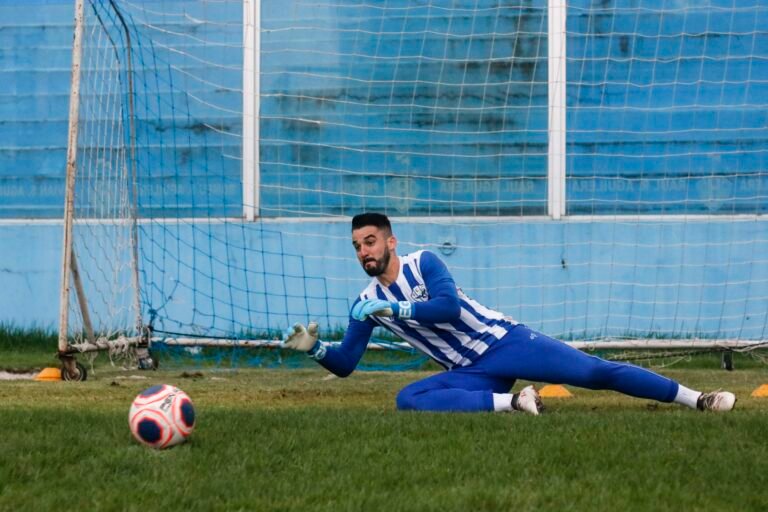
[34,368,62,381]
[539,384,573,398]
[750,384,768,397]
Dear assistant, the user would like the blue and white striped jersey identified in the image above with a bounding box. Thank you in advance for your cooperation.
[358,250,517,369]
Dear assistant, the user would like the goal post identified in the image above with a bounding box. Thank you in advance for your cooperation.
[58,0,88,379]
[59,1,768,372]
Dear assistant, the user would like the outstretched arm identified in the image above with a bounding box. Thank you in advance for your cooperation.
[315,319,374,377]
[283,316,375,378]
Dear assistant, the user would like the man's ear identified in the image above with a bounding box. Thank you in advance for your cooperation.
[388,234,397,252]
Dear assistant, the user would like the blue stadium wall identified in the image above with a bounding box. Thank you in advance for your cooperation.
[1,0,766,340]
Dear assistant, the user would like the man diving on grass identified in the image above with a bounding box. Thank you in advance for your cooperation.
[284,213,736,415]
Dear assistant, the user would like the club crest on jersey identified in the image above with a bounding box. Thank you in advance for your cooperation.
[410,285,428,302]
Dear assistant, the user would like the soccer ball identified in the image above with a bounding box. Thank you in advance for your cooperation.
[129,384,196,449]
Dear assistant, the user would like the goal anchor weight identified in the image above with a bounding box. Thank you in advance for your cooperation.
[721,351,734,371]
[136,324,158,371]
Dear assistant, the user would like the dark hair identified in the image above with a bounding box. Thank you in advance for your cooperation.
[351,212,392,233]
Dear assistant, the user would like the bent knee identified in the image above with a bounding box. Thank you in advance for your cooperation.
[395,388,417,411]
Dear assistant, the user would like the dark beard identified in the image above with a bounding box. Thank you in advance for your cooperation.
[363,247,390,277]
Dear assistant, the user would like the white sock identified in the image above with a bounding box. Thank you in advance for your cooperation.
[674,385,702,409]
[493,393,513,412]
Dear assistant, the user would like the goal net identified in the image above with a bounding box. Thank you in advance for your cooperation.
[58,0,143,373]
[61,0,768,370]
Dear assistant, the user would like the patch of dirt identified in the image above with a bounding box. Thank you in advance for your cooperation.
[0,369,41,380]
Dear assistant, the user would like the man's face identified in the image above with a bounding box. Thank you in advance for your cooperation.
[352,225,394,277]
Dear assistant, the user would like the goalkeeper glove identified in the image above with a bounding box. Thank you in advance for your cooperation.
[351,299,413,321]
[283,322,326,360]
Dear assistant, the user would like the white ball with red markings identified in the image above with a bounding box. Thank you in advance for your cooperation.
[129,384,196,449]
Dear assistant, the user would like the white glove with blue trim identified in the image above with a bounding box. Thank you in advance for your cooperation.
[283,322,326,360]
[283,322,319,352]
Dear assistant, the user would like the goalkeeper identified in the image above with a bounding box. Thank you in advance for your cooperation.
[284,213,736,415]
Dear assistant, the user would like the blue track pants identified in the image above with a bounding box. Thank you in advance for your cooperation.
[395,325,679,412]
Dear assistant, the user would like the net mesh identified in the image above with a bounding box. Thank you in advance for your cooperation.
[62,0,768,370]
[65,1,141,366]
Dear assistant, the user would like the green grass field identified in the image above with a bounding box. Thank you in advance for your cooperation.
[1,328,768,511]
